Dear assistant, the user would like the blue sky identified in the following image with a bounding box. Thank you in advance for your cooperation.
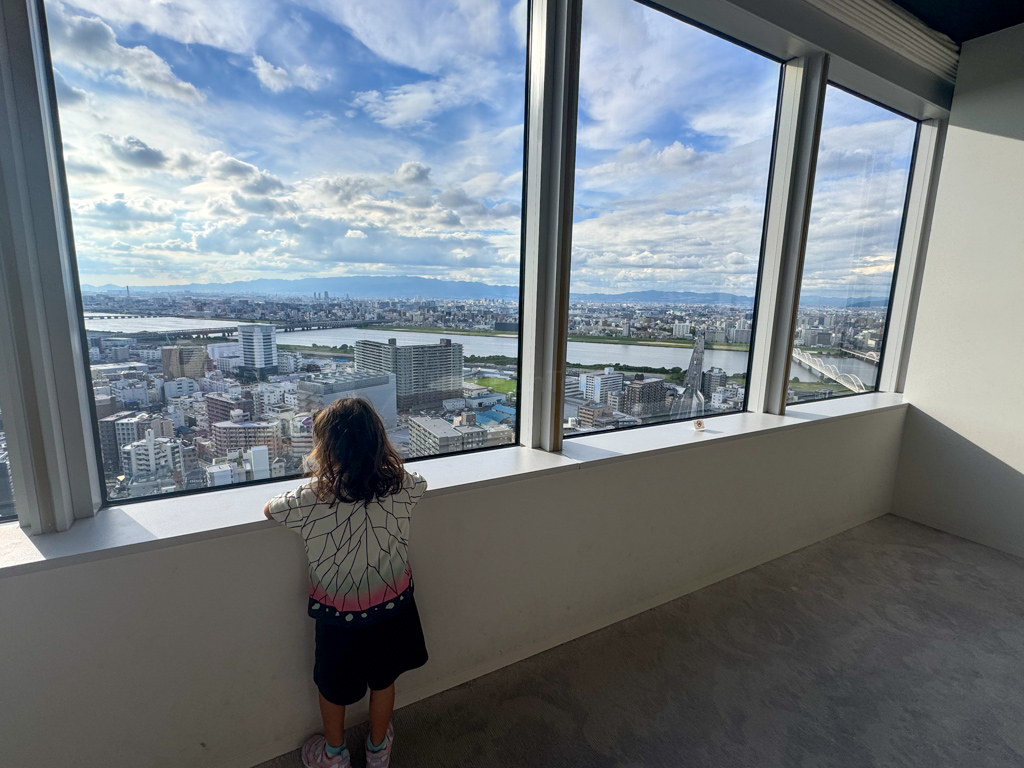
[47,0,915,298]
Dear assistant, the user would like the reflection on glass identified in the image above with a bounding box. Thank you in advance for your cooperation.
[563,0,780,436]
[44,0,526,500]
[787,86,917,404]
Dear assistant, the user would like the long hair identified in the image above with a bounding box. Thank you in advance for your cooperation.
[308,397,406,506]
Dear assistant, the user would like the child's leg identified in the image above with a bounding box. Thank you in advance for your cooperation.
[318,692,346,749]
[367,683,395,746]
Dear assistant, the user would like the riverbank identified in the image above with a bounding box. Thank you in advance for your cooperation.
[372,324,749,352]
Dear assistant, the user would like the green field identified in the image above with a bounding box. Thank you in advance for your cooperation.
[787,379,849,394]
[470,377,518,395]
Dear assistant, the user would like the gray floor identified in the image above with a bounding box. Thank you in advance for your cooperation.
[258,516,1024,768]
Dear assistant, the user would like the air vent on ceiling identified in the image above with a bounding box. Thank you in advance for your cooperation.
[802,0,960,83]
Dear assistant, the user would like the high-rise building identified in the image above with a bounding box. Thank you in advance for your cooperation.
[238,324,278,372]
[355,338,463,410]
[97,410,137,475]
[580,367,624,405]
[295,372,398,427]
[701,367,728,400]
[161,345,210,380]
[672,322,691,338]
[624,374,666,417]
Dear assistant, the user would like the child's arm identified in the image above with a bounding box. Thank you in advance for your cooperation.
[264,484,315,529]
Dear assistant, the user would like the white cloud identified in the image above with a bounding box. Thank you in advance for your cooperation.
[302,0,503,74]
[251,55,329,92]
[353,67,497,128]
[47,3,203,102]
[251,55,290,92]
[59,0,273,54]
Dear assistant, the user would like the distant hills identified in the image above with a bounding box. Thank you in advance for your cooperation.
[80,276,886,308]
[82,276,520,300]
[571,290,754,305]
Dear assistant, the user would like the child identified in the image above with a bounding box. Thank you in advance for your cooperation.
[264,397,429,768]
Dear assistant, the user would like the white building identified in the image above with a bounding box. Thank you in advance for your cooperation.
[207,342,242,361]
[120,429,184,482]
[295,371,398,428]
[580,367,624,405]
[163,377,199,399]
[237,324,278,370]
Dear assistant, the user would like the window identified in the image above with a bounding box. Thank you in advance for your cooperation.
[562,0,781,436]
[44,0,527,501]
[0,403,16,521]
[787,85,917,404]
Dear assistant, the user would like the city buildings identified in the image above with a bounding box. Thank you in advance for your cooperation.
[295,372,398,428]
[409,416,514,456]
[120,429,185,484]
[409,416,464,455]
[623,374,667,417]
[211,411,282,459]
[237,324,278,373]
[356,338,464,409]
[204,392,254,425]
[701,367,728,400]
[580,367,625,405]
[161,345,210,380]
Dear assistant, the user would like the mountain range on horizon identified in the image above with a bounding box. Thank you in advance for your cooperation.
[80,275,886,309]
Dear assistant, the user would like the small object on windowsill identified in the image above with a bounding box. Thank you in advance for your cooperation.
[693,419,706,431]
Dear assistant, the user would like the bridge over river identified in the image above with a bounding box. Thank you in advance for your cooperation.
[791,348,878,393]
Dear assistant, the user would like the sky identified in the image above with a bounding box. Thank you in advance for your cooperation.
[47,0,916,297]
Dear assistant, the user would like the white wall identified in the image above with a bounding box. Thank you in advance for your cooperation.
[0,407,904,768]
[895,23,1024,556]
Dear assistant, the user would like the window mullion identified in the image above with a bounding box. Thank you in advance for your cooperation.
[748,53,830,416]
[877,118,945,394]
[0,0,100,532]
[518,0,582,452]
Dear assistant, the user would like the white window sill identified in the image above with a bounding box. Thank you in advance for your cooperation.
[0,392,904,578]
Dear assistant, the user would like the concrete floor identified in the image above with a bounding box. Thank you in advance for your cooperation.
[257,515,1024,767]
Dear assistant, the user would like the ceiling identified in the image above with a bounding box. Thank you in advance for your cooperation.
[890,0,1024,44]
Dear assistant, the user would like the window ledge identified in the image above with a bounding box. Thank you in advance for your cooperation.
[0,393,904,578]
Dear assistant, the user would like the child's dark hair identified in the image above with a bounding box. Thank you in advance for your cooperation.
[308,397,405,506]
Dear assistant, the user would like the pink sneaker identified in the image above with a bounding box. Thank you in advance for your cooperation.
[301,734,351,768]
[365,722,395,768]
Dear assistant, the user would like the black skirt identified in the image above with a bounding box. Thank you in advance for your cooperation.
[313,596,429,706]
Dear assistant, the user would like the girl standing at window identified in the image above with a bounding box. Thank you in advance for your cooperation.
[265,398,428,768]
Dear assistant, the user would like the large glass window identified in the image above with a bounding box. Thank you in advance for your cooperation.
[44,0,527,501]
[563,0,780,436]
[787,86,917,404]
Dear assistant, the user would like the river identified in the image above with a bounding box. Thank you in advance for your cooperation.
[81,316,877,384]
[280,327,879,385]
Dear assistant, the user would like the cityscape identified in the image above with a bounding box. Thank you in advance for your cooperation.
[38,284,886,503]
